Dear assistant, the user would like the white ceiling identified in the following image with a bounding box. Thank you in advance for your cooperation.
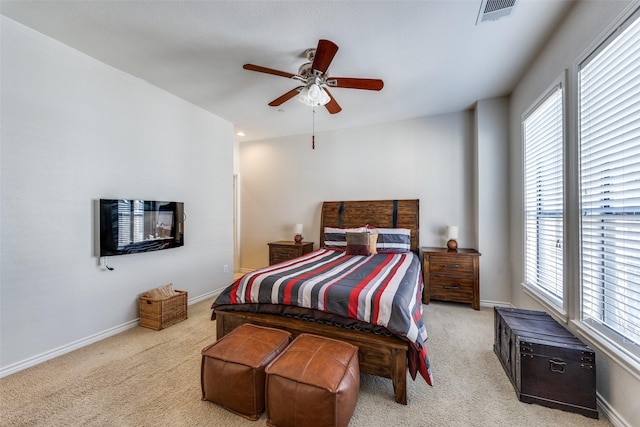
[1,0,575,141]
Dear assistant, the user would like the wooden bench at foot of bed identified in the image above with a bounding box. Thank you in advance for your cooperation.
[215,310,409,405]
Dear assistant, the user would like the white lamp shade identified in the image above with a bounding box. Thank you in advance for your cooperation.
[298,84,330,106]
[308,83,321,100]
[294,224,303,235]
[447,226,459,240]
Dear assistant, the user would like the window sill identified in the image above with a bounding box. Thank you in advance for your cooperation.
[521,282,568,323]
[571,320,640,382]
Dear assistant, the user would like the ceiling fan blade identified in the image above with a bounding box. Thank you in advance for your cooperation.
[243,64,300,79]
[323,88,342,114]
[311,39,339,75]
[325,77,384,91]
[268,87,303,106]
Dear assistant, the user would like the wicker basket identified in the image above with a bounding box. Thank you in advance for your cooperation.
[139,290,188,330]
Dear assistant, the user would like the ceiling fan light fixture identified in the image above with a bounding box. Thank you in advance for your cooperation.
[298,83,330,106]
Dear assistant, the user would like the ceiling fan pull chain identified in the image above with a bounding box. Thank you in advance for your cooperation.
[312,108,316,149]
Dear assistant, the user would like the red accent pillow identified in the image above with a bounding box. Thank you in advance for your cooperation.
[345,232,371,256]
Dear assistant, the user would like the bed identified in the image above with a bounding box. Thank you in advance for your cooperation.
[211,199,432,404]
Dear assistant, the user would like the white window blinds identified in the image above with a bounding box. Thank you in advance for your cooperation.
[523,85,564,306]
[117,199,145,247]
[117,200,132,247]
[579,8,640,350]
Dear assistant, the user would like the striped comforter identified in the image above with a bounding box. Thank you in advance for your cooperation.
[211,248,433,386]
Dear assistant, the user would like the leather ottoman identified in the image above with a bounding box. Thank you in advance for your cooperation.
[201,323,292,420]
[265,334,360,427]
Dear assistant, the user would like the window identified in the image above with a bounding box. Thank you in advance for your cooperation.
[579,8,640,355]
[523,84,565,308]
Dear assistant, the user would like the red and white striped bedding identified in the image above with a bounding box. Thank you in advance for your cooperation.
[212,248,433,386]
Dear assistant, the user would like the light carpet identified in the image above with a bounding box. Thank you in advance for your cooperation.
[0,299,612,426]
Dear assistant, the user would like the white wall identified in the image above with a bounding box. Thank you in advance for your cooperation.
[508,1,639,425]
[238,111,512,307]
[475,97,512,305]
[0,17,235,375]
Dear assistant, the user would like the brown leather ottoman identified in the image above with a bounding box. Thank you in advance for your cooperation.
[201,323,292,420]
[265,334,360,427]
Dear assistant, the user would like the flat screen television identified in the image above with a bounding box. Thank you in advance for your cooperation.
[99,199,184,256]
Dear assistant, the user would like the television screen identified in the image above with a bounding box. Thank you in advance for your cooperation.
[99,199,184,256]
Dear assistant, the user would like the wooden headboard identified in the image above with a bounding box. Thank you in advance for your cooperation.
[320,199,420,252]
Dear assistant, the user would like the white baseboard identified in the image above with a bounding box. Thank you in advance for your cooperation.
[0,293,223,379]
[480,299,512,308]
[0,318,138,379]
[597,391,631,427]
[188,289,220,304]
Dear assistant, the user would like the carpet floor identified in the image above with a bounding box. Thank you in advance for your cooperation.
[0,299,612,426]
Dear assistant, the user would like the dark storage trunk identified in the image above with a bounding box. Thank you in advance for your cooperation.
[493,307,598,419]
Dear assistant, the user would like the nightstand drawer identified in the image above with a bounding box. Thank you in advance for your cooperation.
[429,254,474,277]
[430,277,474,302]
[271,246,300,263]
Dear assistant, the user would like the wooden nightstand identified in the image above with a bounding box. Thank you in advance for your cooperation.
[268,241,314,265]
[421,247,481,310]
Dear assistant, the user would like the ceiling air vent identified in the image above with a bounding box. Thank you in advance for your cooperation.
[476,0,518,25]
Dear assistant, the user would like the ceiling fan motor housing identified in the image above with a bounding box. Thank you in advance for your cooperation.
[298,62,313,77]
[303,47,316,62]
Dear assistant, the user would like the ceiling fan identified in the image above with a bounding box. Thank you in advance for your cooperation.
[243,39,384,114]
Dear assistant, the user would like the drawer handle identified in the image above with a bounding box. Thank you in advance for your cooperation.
[444,284,460,289]
[549,359,566,374]
[443,264,460,269]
